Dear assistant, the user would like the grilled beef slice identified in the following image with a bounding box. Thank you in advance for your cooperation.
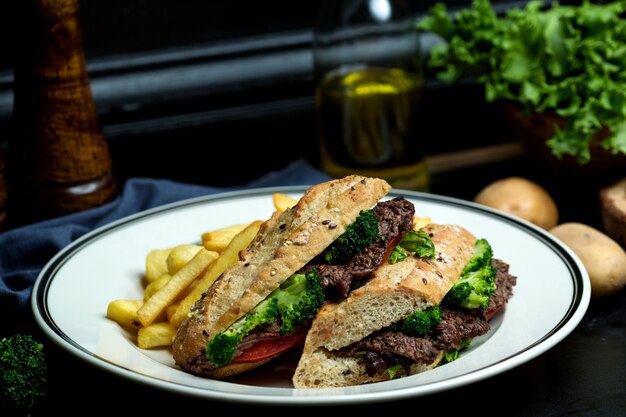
[488,258,518,312]
[302,197,415,299]
[340,259,517,374]
[434,306,491,349]
[342,331,441,364]
[339,306,491,374]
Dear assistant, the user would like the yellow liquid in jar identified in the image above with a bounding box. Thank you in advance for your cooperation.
[316,67,428,191]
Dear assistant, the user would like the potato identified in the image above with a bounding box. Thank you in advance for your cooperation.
[474,177,558,230]
[550,222,626,298]
[166,244,210,275]
[201,223,249,253]
[144,247,172,282]
[413,216,432,230]
[137,322,177,349]
[273,192,297,212]
[143,274,171,300]
[106,299,143,332]
[170,220,264,327]
[137,248,217,327]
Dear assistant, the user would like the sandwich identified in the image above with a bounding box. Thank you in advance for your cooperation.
[173,174,422,379]
[292,222,517,388]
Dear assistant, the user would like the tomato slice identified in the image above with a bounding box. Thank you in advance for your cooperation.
[485,304,505,321]
[231,326,308,364]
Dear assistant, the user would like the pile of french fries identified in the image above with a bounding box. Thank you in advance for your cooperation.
[106,192,431,350]
[106,192,298,349]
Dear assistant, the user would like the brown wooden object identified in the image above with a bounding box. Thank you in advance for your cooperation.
[0,148,8,230]
[498,101,626,185]
[600,177,626,251]
[8,0,117,222]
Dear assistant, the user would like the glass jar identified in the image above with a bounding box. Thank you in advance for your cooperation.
[313,0,428,191]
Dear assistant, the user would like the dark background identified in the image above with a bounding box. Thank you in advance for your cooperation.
[0,0,534,188]
[1,3,625,415]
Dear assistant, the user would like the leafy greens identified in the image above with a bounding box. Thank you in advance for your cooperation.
[417,0,626,164]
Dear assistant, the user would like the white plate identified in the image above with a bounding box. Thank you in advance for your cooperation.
[32,186,590,405]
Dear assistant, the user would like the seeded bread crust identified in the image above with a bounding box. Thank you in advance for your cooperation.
[172,175,391,376]
[291,349,445,388]
[212,175,392,335]
[292,223,476,389]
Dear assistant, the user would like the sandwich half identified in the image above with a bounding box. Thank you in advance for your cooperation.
[173,175,408,378]
[292,222,517,388]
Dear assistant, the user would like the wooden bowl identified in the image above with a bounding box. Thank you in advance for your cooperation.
[498,101,626,186]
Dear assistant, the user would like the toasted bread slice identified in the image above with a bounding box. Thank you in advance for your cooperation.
[292,223,476,388]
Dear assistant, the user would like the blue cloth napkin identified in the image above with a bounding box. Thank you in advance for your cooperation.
[0,159,331,320]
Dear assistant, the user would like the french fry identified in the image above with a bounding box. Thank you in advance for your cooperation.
[137,321,177,349]
[145,248,172,282]
[166,303,179,322]
[170,220,263,327]
[106,299,143,332]
[273,192,297,212]
[136,248,216,327]
[143,274,171,300]
[167,244,217,275]
[201,223,249,253]
[413,216,433,230]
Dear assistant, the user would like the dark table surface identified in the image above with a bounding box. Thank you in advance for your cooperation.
[10,153,626,416]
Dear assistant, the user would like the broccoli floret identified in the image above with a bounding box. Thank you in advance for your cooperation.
[387,363,403,380]
[389,230,435,264]
[444,265,497,309]
[206,296,280,366]
[324,209,381,264]
[209,291,282,364]
[442,338,472,364]
[399,305,442,336]
[460,238,493,275]
[0,334,47,415]
[275,271,325,335]
[443,238,496,310]
[399,230,435,258]
[206,332,241,367]
[389,245,408,264]
[206,269,325,366]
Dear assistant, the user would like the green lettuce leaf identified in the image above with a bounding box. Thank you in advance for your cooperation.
[417,0,626,164]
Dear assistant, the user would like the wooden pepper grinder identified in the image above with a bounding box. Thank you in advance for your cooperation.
[8,0,117,223]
